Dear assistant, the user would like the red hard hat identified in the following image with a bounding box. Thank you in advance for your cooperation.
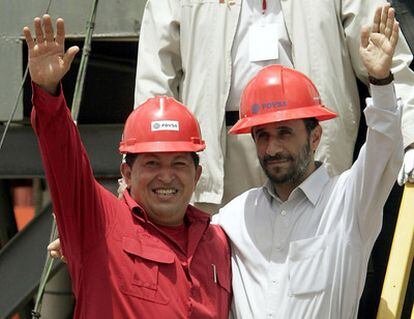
[119,96,205,154]
[229,65,338,134]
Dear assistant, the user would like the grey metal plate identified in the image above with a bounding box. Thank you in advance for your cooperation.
[0,124,123,178]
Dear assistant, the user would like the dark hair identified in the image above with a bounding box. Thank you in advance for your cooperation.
[303,118,319,135]
[124,152,200,168]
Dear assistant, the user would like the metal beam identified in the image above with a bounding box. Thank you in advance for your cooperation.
[377,184,414,319]
[0,204,63,318]
[0,124,123,178]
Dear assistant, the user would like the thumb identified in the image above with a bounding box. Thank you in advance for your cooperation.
[360,26,370,49]
[397,162,405,186]
[63,45,80,68]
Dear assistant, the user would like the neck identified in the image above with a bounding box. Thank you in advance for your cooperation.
[273,161,317,202]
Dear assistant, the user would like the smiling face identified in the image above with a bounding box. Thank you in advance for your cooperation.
[121,152,202,226]
[252,119,322,188]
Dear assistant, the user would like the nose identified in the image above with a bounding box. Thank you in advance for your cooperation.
[157,167,176,184]
[265,137,283,157]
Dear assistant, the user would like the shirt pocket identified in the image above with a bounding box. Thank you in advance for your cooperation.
[214,262,231,293]
[120,236,175,304]
[287,233,332,296]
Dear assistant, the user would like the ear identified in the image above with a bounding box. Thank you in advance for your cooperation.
[194,165,202,185]
[120,162,132,188]
[310,124,322,152]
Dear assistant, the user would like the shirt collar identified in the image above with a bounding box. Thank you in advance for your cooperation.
[263,162,330,206]
[298,163,330,206]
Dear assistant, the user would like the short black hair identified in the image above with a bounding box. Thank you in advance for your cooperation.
[303,118,319,135]
[124,152,200,168]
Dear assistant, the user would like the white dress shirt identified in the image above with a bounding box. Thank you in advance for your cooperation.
[214,83,403,318]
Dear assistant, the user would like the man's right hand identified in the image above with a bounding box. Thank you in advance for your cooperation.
[23,14,79,95]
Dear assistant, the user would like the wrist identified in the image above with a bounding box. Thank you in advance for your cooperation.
[368,72,394,86]
[40,83,59,96]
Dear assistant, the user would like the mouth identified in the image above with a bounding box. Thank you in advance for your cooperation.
[266,159,291,166]
[152,188,179,198]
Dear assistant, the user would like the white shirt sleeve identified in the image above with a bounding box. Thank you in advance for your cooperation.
[343,82,403,248]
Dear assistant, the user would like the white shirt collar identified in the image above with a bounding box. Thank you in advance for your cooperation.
[263,162,330,206]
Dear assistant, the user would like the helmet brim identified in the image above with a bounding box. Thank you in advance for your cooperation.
[229,105,338,134]
[119,141,206,154]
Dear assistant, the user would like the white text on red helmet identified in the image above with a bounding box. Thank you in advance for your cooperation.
[151,120,180,131]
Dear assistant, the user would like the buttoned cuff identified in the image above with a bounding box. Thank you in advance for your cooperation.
[370,82,397,111]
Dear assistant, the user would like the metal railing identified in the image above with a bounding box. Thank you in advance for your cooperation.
[377,183,414,318]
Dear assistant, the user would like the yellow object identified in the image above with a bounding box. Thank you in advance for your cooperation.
[377,184,414,319]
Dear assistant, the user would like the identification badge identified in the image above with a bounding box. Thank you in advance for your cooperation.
[249,23,279,62]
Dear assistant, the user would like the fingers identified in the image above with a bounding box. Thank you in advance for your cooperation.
[34,17,44,45]
[360,26,370,49]
[23,26,35,50]
[55,18,65,46]
[379,4,390,35]
[47,238,63,260]
[26,15,64,46]
[43,15,55,43]
[390,21,399,49]
[63,46,80,68]
[384,7,395,39]
[47,238,61,251]
[372,6,382,33]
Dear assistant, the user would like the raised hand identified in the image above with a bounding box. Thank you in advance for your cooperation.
[23,15,79,95]
[360,4,399,80]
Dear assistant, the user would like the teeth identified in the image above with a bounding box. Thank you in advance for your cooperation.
[154,188,177,195]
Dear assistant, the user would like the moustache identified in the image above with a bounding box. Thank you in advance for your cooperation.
[263,153,293,164]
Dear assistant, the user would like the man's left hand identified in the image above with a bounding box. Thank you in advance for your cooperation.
[398,145,414,185]
[360,4,399,79]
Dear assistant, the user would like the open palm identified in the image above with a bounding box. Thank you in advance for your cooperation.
[359,5,399,79]
[23,15,78,94]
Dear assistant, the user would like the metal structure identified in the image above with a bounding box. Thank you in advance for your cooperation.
[0,0,145,121]
[377,184,414,319]
[0,0,413,318]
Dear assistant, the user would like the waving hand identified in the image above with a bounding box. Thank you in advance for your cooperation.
[23,15,79,95]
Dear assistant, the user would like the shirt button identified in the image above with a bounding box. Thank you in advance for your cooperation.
[272,280,277,284]
[267,314,273,318]
[281,210,287,216]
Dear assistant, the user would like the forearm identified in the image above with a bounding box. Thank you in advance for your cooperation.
[352,83,403,243]
[31,83,104,256]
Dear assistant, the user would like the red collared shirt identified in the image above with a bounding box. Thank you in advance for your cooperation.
[31,84,231,318]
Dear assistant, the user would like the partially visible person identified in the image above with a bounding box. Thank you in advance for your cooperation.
[135,0,414,212]
[25,15,231,318]
[214,5,405,318]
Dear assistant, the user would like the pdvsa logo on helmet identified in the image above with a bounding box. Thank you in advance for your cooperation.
[151,120,180,131]
[251,101,287,113]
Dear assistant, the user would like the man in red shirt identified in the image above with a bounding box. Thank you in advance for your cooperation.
[24,15,231,318]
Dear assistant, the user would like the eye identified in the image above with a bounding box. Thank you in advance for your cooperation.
[278,128,292,137]
[256,131,269,141]
[173,160,189,168]
[145,160,159,168]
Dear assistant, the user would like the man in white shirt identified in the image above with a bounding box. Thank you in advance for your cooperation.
[135,0,414,212]
[213,5,404,318]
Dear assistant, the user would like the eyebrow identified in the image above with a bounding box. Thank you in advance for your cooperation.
[254,125,294,135]
[276,126,294,132]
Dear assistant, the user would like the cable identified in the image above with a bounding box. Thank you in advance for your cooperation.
[0,0,53,155]
[31,0,100,317]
